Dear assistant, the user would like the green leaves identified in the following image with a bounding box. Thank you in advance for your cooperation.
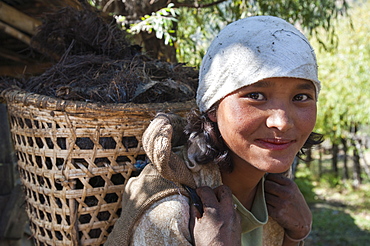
[174,0,349,67]
[110,0,350,66]
[314,1,370,141]
[118,3,179,45]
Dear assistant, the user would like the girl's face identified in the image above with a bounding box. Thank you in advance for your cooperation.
[210,77,317,173]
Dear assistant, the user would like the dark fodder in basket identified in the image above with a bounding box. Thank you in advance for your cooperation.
[20,6,198,104]
[23,53,198,104]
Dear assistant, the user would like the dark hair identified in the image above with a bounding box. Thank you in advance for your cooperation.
[185,106,324,173]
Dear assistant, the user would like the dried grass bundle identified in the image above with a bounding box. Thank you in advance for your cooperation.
[9,6,199,104]
[31,6,136,60]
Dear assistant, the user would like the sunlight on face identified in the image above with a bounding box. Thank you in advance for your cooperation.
[211,77,317,173]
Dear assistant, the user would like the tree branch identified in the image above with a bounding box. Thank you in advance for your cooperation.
[172,0,228,8]
[0,21,31,45]
[0,2,41,36]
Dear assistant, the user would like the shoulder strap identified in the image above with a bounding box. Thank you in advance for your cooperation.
[105,164,188,246]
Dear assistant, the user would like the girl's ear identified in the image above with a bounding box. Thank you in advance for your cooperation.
[207,110,217,122]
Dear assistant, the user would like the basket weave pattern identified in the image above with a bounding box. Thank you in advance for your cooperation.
[2,89,194,246]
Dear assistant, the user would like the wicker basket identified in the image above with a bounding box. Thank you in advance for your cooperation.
[1,88,195,246]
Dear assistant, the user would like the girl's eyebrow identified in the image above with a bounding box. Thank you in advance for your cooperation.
[250,80,316,90]
[249,80,273,88]
[296,81,316,91]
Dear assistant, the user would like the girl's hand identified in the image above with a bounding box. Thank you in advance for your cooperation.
[265,173,312,245]
[190,185,241,246]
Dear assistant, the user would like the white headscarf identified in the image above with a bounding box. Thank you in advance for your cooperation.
[197,16,320,112]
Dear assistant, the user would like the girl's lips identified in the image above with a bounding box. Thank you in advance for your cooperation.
[255,138,296,150]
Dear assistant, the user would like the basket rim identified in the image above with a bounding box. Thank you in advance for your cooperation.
[1,88,196,113]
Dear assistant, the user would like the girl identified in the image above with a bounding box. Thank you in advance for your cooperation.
[106,15,323,246]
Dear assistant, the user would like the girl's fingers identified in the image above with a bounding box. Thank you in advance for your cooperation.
[196,186,219,207]
[213,185,234,206]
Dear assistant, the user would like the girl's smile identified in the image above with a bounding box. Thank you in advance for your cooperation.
[255,137,296,151]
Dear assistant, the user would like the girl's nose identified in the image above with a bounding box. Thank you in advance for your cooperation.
[266,108,294,132]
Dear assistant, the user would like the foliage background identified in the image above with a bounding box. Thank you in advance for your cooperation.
[174,0,349,67]
[314,0,370,141]
[301,2,370,244]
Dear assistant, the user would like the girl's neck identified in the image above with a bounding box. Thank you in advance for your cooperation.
[221,159,265,210]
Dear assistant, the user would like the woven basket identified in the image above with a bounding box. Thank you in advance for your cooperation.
[1,88,195,246]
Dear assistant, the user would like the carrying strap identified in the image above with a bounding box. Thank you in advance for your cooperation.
[105,164,189,246]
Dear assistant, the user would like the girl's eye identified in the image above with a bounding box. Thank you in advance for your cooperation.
[245,92,265,100]
[293,94,310,101]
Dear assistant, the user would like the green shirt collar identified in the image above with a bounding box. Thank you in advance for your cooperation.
[232,177,268,234]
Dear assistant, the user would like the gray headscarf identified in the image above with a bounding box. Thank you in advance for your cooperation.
[197,16,320,112]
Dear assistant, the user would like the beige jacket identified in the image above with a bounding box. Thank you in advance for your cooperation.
[105,114,292,246]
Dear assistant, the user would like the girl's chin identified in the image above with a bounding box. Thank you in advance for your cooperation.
[255,158,295,173]
[265,168,291,174]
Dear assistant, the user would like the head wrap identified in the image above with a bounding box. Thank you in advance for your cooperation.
[197,16,320,112]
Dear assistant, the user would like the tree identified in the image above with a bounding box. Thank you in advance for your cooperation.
[313,0,370,185]
[89,0,349,65]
